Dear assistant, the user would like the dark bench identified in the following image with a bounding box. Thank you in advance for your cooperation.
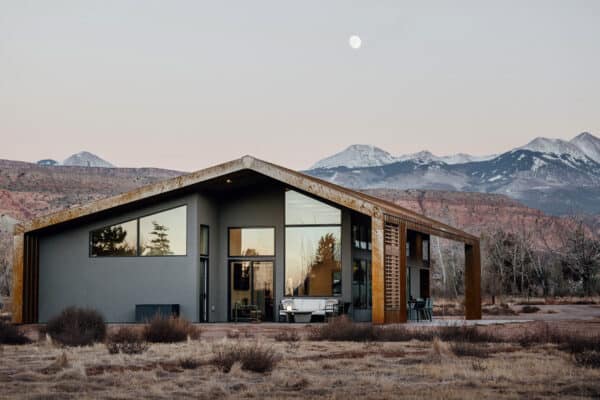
[135,304,180,322]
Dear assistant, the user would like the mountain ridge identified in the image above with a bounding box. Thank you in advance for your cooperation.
[311,132,600,170]
[306,132,600,216]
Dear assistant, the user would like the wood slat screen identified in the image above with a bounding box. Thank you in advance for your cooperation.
[384,221,401,312]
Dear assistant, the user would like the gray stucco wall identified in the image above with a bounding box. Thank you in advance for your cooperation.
[37,184,357,323]
[38,194,200,323]
[213,184,285,322]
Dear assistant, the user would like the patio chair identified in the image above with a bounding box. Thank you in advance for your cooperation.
[408,301,417,321]
[324,299,340,321]
[414,300,428,322]
[424,298,433,321]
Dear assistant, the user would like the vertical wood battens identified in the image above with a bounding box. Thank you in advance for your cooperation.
[383,215,407,323]
[371,216,385,324]
[465,241,482,320]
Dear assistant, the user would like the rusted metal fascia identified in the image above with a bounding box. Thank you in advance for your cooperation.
[11,233,24,324]
[21,158,246,233]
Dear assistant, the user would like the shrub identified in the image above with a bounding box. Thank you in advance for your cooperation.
[520,305,541,313]
[483,303,518,316]
[274,330,300,342]
[436,326,500,343]
[574,351,600,369]
[559,334,600,354]
[108,326,142,343]
[308,316,375,341]
[450,342,490,358]
[180,357,203,370]
[212,344,241,373]
[374,325,433,342]
[143,315,200,343]
[46,307,106,346]
[106,326,148,355]
[211,343,279,373]
[309,317,502,343]
[239,344,278,373]
[0,321,31,345]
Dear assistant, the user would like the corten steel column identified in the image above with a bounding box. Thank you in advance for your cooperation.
[464,241,482,320]
[371,216,385,324]
[398,222,408,323]
[11,232,24,324]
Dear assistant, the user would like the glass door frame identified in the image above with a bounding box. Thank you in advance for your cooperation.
[199,257,209,322]
[228,260,275,322]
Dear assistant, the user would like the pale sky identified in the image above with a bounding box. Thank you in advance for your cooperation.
[1,1,599,171]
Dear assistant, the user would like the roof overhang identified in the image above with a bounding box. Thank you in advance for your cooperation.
[14,155,478,244]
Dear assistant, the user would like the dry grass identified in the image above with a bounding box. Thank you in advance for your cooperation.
[1,321,600,399]
[143,315,201,343]
[0,321,31,345]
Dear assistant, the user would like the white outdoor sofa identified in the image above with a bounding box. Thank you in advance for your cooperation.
[279,298,340,323]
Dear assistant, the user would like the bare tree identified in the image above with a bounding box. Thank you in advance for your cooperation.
[560,218,600,296]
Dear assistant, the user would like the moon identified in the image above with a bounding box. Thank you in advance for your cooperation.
[349,35,362,49]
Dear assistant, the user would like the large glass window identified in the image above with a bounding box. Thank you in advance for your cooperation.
[90,219,138,257]
[285,190,341,225]
[352,259,371,309]
[139,206,187,256]
[285,190,342,296]
[285,226,342,296]
[229,228,275,257]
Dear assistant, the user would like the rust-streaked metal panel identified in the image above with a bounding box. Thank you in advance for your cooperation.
[11,233,24,324]
[371,215,385,325]
[465,241,482,320]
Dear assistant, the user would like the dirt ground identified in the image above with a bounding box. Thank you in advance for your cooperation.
[2,319,600,399]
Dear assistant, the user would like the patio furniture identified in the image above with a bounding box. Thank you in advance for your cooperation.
[324,299,339,321]
[408,301,418,321]
[424,298,433,321]
[233,303,262,322]
[292,311,312,323]
[278,298,340,322]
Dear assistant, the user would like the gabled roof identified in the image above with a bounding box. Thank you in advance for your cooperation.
[15,156,477,244]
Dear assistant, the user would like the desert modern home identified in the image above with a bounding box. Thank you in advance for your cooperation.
[12,156,481,324]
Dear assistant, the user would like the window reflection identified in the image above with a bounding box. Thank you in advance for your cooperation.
[140,206,187,256]
[90,220,137,257]
[352,259,371,309]
[285,227,341,296]
[229,228,275,257]
[285,190,341,225]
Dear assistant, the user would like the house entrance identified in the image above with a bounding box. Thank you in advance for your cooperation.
[229,261,274,322]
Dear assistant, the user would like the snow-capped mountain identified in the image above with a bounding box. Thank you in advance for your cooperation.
[571,132,600,163]
[397,151,496,165]
[518,137,591,162]
[312,146,496,169]
[306,132,600,215]
[62,151,114,168]
[310,145,397,169]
